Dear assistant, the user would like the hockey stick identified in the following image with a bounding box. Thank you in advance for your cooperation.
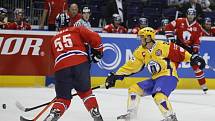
[16,84,105,112]
[20,98,56,121]
[18,84,105,121]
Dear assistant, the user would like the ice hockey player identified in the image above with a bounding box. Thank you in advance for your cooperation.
[164,8,208,93]
[105,27,206,121]
[44,12,104,121]
[5,8,31,30]
[103,13,128,33]
[131,17,148,34]
[0,7,7,29]
[156,18,170,35]
[202,17,215,36]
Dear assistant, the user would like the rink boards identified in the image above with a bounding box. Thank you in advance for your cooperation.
[0,30,215,89]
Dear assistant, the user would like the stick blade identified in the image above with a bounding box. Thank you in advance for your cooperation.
[20,116,33,121]
[16,101,26,112]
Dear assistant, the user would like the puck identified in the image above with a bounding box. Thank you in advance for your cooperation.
[2,104,6,109]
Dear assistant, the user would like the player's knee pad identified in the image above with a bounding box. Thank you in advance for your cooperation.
[52,98,71,115]
[77,89,98,111]
[128,83,144,96]
[153,92,173,117]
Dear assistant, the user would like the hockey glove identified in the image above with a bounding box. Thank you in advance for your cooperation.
[91,48,103,63]
[105,72,124,89]
[190,54,206,70]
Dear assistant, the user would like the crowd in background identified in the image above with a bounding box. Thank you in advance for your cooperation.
[0,0,215,36]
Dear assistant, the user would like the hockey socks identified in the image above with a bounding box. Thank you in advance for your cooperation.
[78,89,103,121]
[153,92,174,118]
[78,89,98,111]
[44,98,71,121]
[117,84,143,120]
[192,65,207,87]
[52,98,71,116]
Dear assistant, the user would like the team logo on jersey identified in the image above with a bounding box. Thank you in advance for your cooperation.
[156,49,162,56]
[147,61,161,75]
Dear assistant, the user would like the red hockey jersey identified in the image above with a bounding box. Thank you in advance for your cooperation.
[165,18,204,53]
[103,24,128,33]
[131,26,140,34]
[51,26,103,71]
[5,21,31,30]
[202,27,215,36]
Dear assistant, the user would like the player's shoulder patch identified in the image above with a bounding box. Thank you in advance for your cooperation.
[155,49,162,56]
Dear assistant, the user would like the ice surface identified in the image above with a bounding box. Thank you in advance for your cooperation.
[0,88,215,121]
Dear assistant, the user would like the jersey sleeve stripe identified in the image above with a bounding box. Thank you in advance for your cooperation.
[93,44,103,49]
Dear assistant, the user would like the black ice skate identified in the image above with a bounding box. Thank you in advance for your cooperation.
[203,88,208,94]
[90,107,103,121]
[161,114,178,121]
[44,108,61,121]
[201,84,208,94]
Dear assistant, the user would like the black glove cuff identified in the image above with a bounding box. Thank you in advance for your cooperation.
[190,54,206,70]
[91,48,103,59]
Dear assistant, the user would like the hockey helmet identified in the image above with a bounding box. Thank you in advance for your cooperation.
[14,8,24,16]
[187,8,196,16]
[204,17,212,25]
[112,14,121,23]
[0,7,7,15]
[139,17,148,27]
[161,18,169,26]
[55,12,70,30]
[82,6,91,13]
[0,7,7,20]
[138,27,156,40]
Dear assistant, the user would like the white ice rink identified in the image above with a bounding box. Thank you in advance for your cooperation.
[0,88,215,121]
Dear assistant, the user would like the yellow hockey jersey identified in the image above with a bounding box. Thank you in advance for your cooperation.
[116,40,191,79]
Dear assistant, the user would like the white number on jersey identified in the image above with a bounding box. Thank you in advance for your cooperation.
[54,34,73,52]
